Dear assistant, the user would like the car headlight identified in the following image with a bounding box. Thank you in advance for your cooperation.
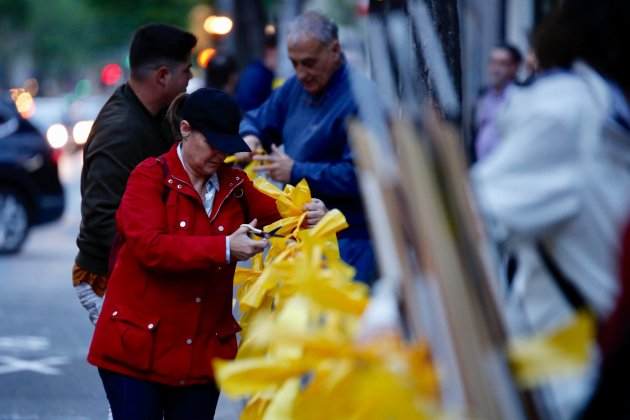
[46,123,68,149]
[72,120,94,145]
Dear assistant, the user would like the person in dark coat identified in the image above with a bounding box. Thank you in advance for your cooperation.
[88,88,328,419]
[205,53,239,96]
[73,24,196,324]
[235,31,278,111]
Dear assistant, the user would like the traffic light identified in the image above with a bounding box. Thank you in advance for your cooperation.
[101,63,123,86]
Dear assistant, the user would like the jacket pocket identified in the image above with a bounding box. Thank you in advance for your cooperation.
[212,316,242,361]
[216,316,242,339]
[105,306,160,372]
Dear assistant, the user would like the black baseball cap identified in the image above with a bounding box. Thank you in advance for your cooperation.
[180,88,251,154]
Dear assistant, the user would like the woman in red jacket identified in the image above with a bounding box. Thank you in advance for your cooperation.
[87,88,327,419]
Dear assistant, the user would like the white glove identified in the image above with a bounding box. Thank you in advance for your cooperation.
[74,283,103,325]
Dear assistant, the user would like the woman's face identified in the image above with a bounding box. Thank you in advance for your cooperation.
[180,121,226,178]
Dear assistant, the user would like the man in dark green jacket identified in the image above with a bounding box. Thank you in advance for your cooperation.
[73,24,196,323]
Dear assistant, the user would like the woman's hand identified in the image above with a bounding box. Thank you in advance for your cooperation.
[303,198,328,228]
[228,219,268,261]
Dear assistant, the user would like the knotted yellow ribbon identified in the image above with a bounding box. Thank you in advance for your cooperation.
[216,178,444,419]
[238,209,352,314]
[253,178,311,238]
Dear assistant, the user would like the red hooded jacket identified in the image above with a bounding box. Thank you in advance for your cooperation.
[88,144,279,386]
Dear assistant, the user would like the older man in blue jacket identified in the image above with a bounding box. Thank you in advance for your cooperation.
[239,11,376,285]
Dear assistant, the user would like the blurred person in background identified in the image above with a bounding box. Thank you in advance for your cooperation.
[472,0,630,417]
[88,88,327,419]
[472,44,522,163]
[238,11,378,285]
[73,24,196,324]
[522,47,540,86]
[205,53,239,96]
[235,30,279,112]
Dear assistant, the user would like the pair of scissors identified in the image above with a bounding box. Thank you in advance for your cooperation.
[240,224,285,239]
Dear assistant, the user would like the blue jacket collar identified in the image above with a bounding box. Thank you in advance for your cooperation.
[305,59,348,104]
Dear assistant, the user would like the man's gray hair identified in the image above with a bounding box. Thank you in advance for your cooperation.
[287,11,339,45]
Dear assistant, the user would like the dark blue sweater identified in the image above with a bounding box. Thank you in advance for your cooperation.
[240,63,368,238]
[235,59,274,112]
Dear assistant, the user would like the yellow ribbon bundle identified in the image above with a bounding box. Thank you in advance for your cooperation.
[234,209,357,331]
[253,177,312,238]
[219,176,595,419]
[216,177,444,419]
[216,292,441,419]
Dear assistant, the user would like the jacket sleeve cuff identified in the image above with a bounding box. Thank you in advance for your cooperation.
[290,161,306,185]
[239,118,261,138]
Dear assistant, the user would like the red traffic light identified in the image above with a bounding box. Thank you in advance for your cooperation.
[101,63,123,86]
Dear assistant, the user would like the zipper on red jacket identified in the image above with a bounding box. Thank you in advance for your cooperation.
[208,178,244,224]
[167,173,245,225]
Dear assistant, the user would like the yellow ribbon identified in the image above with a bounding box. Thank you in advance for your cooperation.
[215,177,444,419]
[509,311,595,388]
[213,357,311,395]
[254,178,311,217]
[224,155,238,164]
[240,259,295,309]
[238,208,351,312]
[241,394,272,420]
[263,378,301,420]
[223,148,266,180]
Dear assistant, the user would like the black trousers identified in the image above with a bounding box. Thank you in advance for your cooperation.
[99,368,220,420]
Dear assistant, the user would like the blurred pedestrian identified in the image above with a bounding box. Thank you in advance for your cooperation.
[205,54,239,96]
[472,44,522,162]
[235,30,279,111]
[522,47,540,86]
[472,0,630,417]
[239,11,378,285]
[88,88,327,419]
[73,24,196,324]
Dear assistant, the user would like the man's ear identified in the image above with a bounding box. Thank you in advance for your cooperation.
[155,65,171,88]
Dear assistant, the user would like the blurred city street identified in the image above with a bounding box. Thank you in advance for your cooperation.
[0,153,107,419]
[2,0,628,419]
[0,154,240,420]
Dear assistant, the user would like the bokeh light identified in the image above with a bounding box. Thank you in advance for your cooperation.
[46,124,69,149]
[101,63,123,86]
[197,48,217,68]
[203,16,233,35]
[264,24,276,36]
[72,120,94,145]
[15,91,35,119]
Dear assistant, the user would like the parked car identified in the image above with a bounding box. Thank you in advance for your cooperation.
[0,98,64,253]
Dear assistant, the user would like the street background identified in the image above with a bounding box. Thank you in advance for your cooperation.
[0,0,560,418]
[0,154,241,419]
